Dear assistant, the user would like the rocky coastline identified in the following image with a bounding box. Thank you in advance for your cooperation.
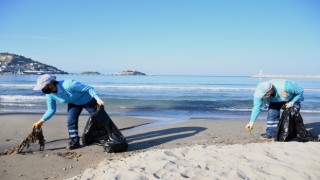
[0,53,67,75]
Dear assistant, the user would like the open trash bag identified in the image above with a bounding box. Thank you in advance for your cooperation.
[82,106,128,153]
[275,107,318,142]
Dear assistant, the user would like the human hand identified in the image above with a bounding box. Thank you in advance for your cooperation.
[285,102,294,109]
[95,97,105,106]
[32,120,44,129]
[245,121,254,131]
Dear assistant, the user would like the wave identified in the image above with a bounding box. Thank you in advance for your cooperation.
[215,108,320,113]
[1,83,319,92]
[304,88,320,92]
[0,103,38,107]
[0,84,34,88]
[300,110,320,113]
[0,95,45,101]
[215,108,252,112]
[91,85,320,92]
[93,85,256,91]
[106,99,253,110]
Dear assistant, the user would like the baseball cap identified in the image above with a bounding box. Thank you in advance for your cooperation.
[254,81,272,98]
[33,74,56,90]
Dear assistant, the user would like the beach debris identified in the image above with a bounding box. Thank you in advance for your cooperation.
[17,127,45,153]
[57,151,82,160]
[0,128,45,156]
[0,146,17,156]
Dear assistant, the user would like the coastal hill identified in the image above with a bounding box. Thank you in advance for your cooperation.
[0,52,68,75]
[113,70,146,76]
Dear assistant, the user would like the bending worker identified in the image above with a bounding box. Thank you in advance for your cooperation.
[245,79,304,139]
[32,74,104,150]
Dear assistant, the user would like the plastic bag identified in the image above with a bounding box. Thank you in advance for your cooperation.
[82,106,128,153]
[275,107,317,142]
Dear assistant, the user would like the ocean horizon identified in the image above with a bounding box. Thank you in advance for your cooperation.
[0,75,319,123]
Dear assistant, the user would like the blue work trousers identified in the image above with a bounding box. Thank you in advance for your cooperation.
[67,98,97,143]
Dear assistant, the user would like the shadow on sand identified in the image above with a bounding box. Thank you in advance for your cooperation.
[125,126,207,151]
[305,121,320,137]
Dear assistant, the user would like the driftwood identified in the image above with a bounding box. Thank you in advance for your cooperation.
[0,128,45,156]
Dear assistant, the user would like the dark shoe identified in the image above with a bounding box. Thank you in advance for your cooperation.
[260,133,273,139]
[66,141,81,150]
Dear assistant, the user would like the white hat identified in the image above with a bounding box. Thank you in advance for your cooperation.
[33,74,56,90]
[254,81,272,98]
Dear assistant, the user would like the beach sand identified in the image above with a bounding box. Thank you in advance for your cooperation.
[0,114,319,179]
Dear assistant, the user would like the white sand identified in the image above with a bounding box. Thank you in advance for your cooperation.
[1,114,319,180]
[69,142,320,180]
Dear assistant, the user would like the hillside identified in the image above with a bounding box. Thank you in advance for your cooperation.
[0,53,68,74]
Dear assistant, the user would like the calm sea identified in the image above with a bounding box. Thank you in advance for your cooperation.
[0,75,319,122]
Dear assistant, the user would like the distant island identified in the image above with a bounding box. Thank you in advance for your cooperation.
[80,71,101,75]
[113,70,146,76]
[0,53,68,75]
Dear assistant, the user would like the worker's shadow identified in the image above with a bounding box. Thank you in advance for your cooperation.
[305,122,320,137]
[125,126,207,151]
[44,139,70,151]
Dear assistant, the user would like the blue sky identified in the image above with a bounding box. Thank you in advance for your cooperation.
[0,0,319,75]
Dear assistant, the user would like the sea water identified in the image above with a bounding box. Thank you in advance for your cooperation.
[0,75,319,122]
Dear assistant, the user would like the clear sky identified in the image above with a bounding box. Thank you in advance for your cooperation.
[0,0,319,75]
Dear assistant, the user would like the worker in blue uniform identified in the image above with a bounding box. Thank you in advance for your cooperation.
[245,79,304,139]
[32,74,105,149]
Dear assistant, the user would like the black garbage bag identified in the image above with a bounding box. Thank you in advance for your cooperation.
[82,106,128,153]
[275,107,318,142]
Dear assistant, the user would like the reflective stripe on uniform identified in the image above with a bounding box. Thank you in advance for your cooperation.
[68,129,78,133]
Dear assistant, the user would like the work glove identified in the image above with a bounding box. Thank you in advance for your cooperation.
[285,102,294,109]
[95,97,105,106]
[32,120,44,129]
[245,121,254,131]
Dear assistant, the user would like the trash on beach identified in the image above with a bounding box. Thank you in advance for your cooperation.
[57,151,81,160]
[0,128,45,156]
[82,105,128,153]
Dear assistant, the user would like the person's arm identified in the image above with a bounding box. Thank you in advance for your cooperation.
[69,80,104,105]
[250,97,263,122]
[246,97,263,130]
[33,95,56,128]
[42,95,56,121]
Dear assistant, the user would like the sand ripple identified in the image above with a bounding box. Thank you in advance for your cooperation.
[69,142,320,180]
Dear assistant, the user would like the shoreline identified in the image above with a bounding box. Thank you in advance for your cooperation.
[1,110,320,124]
[0,114,319,179]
